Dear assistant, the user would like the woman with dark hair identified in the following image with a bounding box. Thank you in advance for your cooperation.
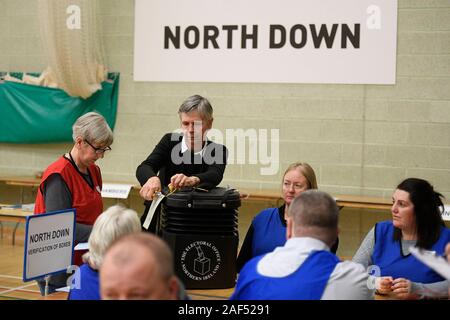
[353,178,450,299]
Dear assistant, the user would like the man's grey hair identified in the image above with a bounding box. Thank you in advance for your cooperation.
[178,95,213,122]
[289,190,339,244]
[72,112,114,146]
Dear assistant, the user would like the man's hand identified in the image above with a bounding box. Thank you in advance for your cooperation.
[170,174,200,189]
[139,176,162,201]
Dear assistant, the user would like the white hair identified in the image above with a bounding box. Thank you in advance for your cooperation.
[83,205,141,269]
[72,111,114,146]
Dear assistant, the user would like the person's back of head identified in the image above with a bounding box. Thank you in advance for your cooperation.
[100,232,179,300]
[83,204,141,269]
[288,190,339,248]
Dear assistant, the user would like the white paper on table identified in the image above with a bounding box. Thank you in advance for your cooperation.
[101,183,133,199]
[21,203,35,212]
[409,246,450,281]
[74,242,89,251]
[56,286,70,292]
[143,193,165,230]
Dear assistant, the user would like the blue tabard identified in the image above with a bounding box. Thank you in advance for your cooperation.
[372,221,450,283]
[230,250,340,300]
[252,208,286,257]
[68,263,100,300]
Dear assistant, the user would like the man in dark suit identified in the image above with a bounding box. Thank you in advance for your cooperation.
[136,95,228,233]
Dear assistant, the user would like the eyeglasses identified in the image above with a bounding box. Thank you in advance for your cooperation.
[283,181,306,191]
[84,139,111,154]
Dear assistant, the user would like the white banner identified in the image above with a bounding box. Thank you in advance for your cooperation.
[23,209,75,281]
[134,0,397,84]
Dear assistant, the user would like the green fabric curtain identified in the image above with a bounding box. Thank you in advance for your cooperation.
[0,72,119,143]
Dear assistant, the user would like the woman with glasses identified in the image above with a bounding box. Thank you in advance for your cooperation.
[34,112,113,295]
[236,162,339,272]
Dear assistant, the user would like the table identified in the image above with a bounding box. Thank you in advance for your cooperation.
[186,287,234,300]
[0,176,141,204]
[0,176,140,189]
[38,291,69,300]
[239,189,393,211]
[0,177,395,211]
[0,205,30,245]
[0,176,40,203]
[0,176,392,210]
[0,176,40,187]
[334,194,392,211]
[0,176,404,213]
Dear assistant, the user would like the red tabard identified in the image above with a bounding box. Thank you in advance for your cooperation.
[34,156,103,224]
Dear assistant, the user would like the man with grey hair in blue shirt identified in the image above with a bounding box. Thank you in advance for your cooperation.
[231,190,374,300]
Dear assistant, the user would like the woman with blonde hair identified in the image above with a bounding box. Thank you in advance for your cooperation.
[237,162,338,271]
[68,205,141,300]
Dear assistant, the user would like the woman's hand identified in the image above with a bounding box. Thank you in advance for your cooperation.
[376,276,393,295]
[139,176,162,201]
[391,278,415,299]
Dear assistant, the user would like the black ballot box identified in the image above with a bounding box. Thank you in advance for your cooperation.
[161,187,241,289]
